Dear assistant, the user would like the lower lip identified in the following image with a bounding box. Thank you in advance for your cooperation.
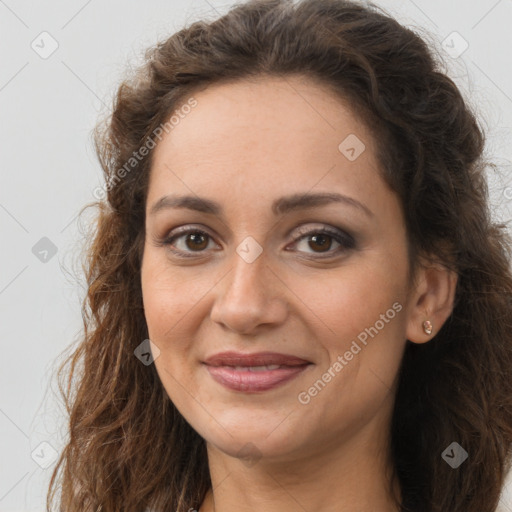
[204,364,311,392]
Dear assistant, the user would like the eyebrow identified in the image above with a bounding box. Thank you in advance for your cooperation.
[149,192,374,218]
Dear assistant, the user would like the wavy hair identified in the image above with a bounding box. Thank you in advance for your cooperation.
[47,0,512,511]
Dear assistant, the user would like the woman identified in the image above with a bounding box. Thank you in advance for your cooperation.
[47,0,512,511]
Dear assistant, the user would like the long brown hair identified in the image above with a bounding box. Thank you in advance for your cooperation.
[47,0,512,510]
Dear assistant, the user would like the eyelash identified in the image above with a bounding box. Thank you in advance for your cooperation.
[159,225,356,259]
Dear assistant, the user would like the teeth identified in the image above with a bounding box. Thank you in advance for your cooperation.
[232,364,281,371]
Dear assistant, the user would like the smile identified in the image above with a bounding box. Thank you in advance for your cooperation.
[204,364,311,392]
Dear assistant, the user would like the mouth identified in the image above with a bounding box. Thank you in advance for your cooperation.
[203,351,313,393]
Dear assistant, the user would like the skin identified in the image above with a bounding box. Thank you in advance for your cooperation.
[140,75,457,512]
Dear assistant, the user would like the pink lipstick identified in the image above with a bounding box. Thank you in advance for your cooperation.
[203,351,312,392]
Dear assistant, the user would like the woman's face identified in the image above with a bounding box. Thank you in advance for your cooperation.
[141,75,415,463]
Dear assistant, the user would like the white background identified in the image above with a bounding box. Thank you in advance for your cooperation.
[1,0,512,510]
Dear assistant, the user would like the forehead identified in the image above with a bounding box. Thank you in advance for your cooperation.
[153,75,374,163]
[148,75,390,214]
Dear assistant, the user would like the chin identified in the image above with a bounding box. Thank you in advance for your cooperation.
[194,410,309,462]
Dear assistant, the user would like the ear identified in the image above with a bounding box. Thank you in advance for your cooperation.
[405,260,458,344]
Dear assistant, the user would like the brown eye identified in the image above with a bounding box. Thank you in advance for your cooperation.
[291,226,356,257]
[185,232,209,251]
[307,234,333,253]
[163,228,217,257]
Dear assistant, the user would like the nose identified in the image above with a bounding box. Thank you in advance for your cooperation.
[210,247,288,335]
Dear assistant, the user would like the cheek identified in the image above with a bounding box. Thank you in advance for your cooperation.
[293,257,406,340]
[291,256,408,399]
[141,253,211,342]
[140,257,205,408]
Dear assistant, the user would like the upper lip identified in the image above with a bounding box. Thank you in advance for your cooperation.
[203,351,311,367]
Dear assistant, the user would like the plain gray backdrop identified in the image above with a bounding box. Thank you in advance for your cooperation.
[1,0,512,510]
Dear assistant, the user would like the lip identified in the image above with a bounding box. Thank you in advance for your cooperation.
[204,351,311,367]
[203,351,312,393]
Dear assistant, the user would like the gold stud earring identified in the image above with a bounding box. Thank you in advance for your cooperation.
[423,320,433,335]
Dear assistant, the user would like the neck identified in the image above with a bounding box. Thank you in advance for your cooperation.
[199,417,401,512]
